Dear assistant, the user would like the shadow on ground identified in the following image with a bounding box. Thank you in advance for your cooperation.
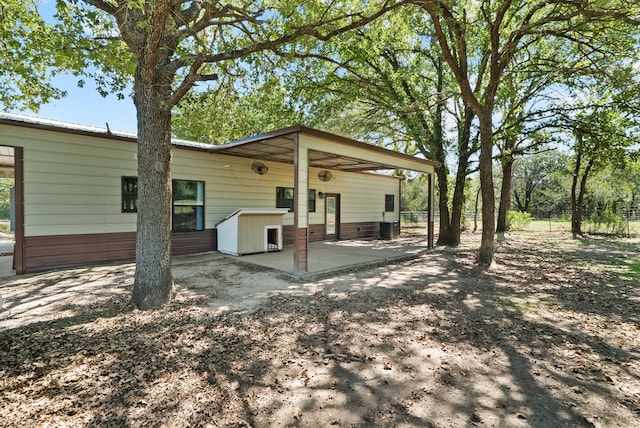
[0,232,638,427]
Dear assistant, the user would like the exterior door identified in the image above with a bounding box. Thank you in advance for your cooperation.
[324,194,340,240]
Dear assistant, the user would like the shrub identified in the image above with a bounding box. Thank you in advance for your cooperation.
[586,208,626,235]
[507,211,532,231]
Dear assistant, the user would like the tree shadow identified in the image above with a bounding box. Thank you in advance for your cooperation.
[1,236,638,426]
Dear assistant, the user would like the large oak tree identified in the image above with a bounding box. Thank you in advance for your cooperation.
[275,10,479,247]
[59,0,408,309]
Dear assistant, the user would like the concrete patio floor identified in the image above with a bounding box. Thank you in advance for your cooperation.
[0,235,432,282]
[236,235,431,278]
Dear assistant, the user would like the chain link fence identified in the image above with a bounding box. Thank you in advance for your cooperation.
[400,209,640,237]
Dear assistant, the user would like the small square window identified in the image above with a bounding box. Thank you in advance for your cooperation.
[276,187,295,212]
[385,194,395,212]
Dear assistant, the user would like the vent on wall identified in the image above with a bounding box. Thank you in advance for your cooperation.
[251,160,269,175]
[318,170,333,182]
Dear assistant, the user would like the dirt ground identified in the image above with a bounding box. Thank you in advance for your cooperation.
[0,232,639,427]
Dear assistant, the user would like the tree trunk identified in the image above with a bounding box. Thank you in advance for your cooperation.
[435,165,452,245]
[571,152,594,237]
[449,156,470,245]
[449,106,476,246]
[477,114,495,266]
[571,152,582,235]
[432,54,453,246]
[496,157,514,233]
[131,72,175,309]
[473,185,480,233]
[513,190,525,212]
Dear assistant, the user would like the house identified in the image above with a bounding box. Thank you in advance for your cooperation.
[0,112,437,275]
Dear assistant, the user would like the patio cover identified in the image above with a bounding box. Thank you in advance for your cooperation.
[210,125,438,174]
[210,125,439,276]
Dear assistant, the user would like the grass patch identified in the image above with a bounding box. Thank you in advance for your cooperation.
[496,296,543,314]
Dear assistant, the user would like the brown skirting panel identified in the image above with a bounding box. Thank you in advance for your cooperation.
[172,229,217,255]
[283,225,295,245]
[285,222,383,244]
[308,224,325,242]
[284,224,323,244]
[340,221,381,240]
[23,229,217,273]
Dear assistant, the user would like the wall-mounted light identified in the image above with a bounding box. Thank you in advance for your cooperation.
[318,192,325,199]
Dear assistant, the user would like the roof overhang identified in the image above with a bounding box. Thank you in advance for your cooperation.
[210,125,439,173]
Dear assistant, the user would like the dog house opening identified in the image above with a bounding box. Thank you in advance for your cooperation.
[265,226,281,252]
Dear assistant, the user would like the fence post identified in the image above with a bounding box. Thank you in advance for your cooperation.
[627,209,631,239]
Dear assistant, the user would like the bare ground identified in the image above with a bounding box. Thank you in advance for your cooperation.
[0,232,639,427]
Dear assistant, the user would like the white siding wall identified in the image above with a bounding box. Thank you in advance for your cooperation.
[0,125,138,236]
[326,170,399,223]
[0,123,401,237]
[173,149,400,228]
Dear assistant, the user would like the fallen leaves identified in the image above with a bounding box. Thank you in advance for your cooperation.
[0,232,639,427]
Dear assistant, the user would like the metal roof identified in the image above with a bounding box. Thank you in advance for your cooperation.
[0,113,439,174]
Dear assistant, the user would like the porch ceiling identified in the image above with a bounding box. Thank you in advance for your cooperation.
[210,134,397,172]
[209,126,437,173]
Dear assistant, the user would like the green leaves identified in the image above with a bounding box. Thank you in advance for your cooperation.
[173,68,305,144]
[0,1,64,111]
[53,1,134,96]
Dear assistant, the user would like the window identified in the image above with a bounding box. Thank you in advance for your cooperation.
[276,187,295,212]
[122,177,138,213]
[121,177,205,232]
[173,180,205,232]
[385,194,395,212]
[276,187,316,212]
[308,189,316,213]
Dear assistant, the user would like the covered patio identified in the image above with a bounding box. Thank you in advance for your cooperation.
[237,234,431,279]
[212,125,438,277]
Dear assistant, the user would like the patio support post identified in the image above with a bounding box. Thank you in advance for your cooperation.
[14,146,25,274]
[398,178,402,233]
[428,172,435,248]
[293,134,309,275]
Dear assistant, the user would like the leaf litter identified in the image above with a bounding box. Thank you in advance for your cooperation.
[0,231,639,427]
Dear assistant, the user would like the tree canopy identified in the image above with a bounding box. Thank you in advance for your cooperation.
[0,1,65,110]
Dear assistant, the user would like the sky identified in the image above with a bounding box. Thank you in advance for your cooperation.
[13,73,139,133]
